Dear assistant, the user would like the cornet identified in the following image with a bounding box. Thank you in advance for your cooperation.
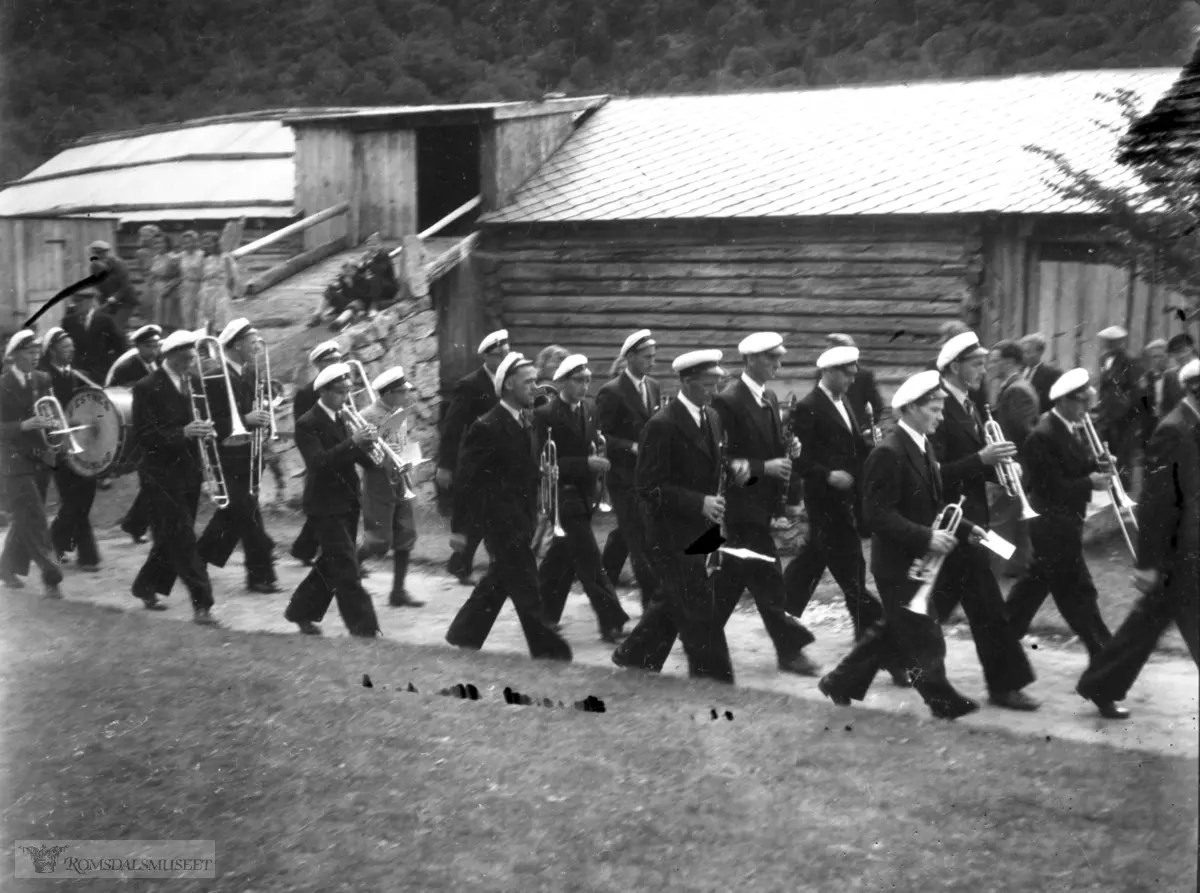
[34,396,87,455]
[1081,413,1138,559]
[249,338,281,498]
[706,433,730,578]
[982,405,1038,521]
[593,431,612,512]
[532,434,566,553]
[907,496,968,616]
[341,403,386,467]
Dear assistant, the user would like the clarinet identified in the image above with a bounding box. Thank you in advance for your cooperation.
[706,433,729,577]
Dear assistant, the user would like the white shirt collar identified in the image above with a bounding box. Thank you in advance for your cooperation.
[898,419,927,454]
[499,400,523,424]
[741,372,766,407]
[817,382,844,404]
[11,367,26,387]
[318,400,340,422]
[166,368,186,394]
[227,358,243,377]
[624,368,645,386]
[941,378,971,409]
[676,391,703,428]
[1051,409,1081,431]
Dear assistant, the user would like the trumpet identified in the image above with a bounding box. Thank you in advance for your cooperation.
[865,404,883,447]
[189,336,248,510]
[34,395,87,455]
[533,434,566,553]
[593,431,612,512]
[1081,413,1138,559]
[347,359,376,412]
[982,405,1038,521]
[706,433,730,578]
[341,403,386,467]
[907,496,968,616]
[249,338,281,498]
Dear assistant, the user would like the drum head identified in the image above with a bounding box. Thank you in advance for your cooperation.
[64,387,133,477]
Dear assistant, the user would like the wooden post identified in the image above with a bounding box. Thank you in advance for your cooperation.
[402,234,428,299]
[347,135,365,248]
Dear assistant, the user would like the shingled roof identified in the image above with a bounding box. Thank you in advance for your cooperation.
[482,69,1177,224]
[1118,41,1200,168]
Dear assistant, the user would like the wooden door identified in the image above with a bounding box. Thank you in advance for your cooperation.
[1035,247,1133,372]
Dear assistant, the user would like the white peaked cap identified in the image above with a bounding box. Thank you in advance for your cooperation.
[936,331,987,370]
[892,369,945,410]
[372,366,414,393]
[553,354,589,381]
[309,340,342,365]
[477,329,510,355]
[160,329,198,355]
[314,362,352,391]
[493,351,532,396]
[4,329,37,359]
[816,345,859,369]
[218,317,253,346]
[1098,325,1128,340]
[738,332,785,355]
[131,324,162,344]
[672,349,725,376]
[1049,367,1090,402]
[1180,358,1200,384]
[619,329,656,359]
[41,327,68,353]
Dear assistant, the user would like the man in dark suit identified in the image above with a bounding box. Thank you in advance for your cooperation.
[289,340,344,566]
[534,354,629,642]
[89,240,138,330]
[1095,325,1139,491]
[986,339,1040,577]
[1160,333,1196,417]
[826,333,885,436]
[1006,369,1116,671]
[445,352,572,660]
[129,330,216,624]
[195,319,279,594]
[710,333,819,676]
[597,329,663,609]
[39,328,100,571]
[437,328,510,585]
[1019,332,1063,414]
[61,290,127,385]
[612,350,738,684]
[1077,358,1200,717]
[933,331,1040,711]
[108,324,162,543]
[0,330,64,596]
[933,320,991,417]
[283,362,382,637]
[816,371,981,720]
[784,342,891,658]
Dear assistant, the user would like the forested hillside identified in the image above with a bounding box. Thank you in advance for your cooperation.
[1,0,1197,182]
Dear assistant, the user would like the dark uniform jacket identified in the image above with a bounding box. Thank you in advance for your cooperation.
[453,403,541,546]
[932,387,998,528]
[846,367,885,436]
[295,403,373,517]
[992,374,1040,448]
[106,349,158,387]
[1026,362,1063,415]
[790,383,869,534]
[1096,350,1139,426]
[1019,412,1099,525]
[1137,401,1200,579]
[62,308,127,384]
[0,367,55,475]
[438,366,498,473]
[535,394,602,519]
[202,359,254,463]
[595,371,662,491]
[131,368,203,487]
[292,382,318,424]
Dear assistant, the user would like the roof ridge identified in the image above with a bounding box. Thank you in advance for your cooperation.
[69,107,366,147]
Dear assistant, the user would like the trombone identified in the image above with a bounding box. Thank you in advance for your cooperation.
[249,337,282,498]
[34,396,87,455]
[189,335,250,509]
[1081,413,1138,559]
[533,434,566,553]
[593,431,612,512]
[907,496,968,616]
[347,359,376,411]
[982,405,1038,521]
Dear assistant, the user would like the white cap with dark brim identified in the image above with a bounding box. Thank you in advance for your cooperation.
[218,317,254,346]
[892,369,945,410]
[314,362,352,391]
[309,341,342,365]
[619,329,656,360]
[1144,338,1168,352]
[816,345,859,369]
[936,331,988,371]
[1098,325,1128,340]
[493,351,532,396]
[1180,358,1200,385]
[131,324,163,345]
[372,366,415,393]
[4,329,38,360]
[41,326,69,354]
[160,330,198,355]
[478,329,510,356]
[1049,367,1090,402]
[553,354,590,381]
[738,332,785,356]
[672,349,725,377]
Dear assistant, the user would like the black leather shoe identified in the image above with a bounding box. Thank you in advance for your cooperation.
[600,626,629,644]
[247,582,281,594]
[389,591,425,608]
[889,668,914,688]
[780,652,823,677]
[1076,685,1131,720]
[139,596,168,611]
[817,676,852,706]
[193,609,219,626]
[930,696,980,720]
[296,621,321,635]
[988,690,1041,712]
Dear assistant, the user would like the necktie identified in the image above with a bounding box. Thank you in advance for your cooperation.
[641,381,650,413]
[923,441,941,499]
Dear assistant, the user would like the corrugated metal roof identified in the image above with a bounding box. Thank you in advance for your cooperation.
[483,69,1179,224]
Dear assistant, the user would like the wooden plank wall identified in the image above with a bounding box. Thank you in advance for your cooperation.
[481,113,579,210]
[292,126,355,249]
[481,218,973,404]
[356,130,418,240]
[433,254,489,397]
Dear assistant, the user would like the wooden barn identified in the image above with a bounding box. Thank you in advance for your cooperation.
[476,68,1195,401]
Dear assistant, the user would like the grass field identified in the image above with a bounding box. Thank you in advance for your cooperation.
[2,595,1195,893]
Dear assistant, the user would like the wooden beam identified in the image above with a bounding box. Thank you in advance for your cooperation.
[232,202,348,259]
[6,154,294,189]
[243,235,348,296]
[387,197,482,260]
[491,96,610,120]
[21,200,295,217]
[426,232,480,284]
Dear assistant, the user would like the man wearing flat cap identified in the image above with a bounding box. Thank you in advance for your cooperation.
[288,340,344,566]
[1019,332,1062,414]
[613,349,739,683]
[88,240,138,330]
[1095,325,1138,491]
[108,325,163,543]
[933,331,1040,712]
[0,330,64,597]
[533,354,629,643]
[129,329,217,624]
[445,352,573,661]
[596,328,662,609]
[438,328,511,585]
[1078,357,1200,717]
[62,289,127,385]
[195,319,278,594]
[1005,368,1117,703]
[709,333,820,677]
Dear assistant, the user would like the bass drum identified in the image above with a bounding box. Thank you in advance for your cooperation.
[64,387,137,479]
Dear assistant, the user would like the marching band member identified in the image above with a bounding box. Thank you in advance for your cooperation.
[596,329,662,608]
[0,330,64,596]
[1076,358,1200,718]
[110,325,163,544]
[710,332,820,676]
[357,365,425,608]
[986,339,1040,577]
[283,362,382,637]
[289,340,344,566]
[195,319,278,594]
[612,350,736,684]
[1005,369,1115,664]
[445,352,572,661]
[60,289,127,385]
[826,333,885,437]
[817,371,981,720]
[933,331,1039,711]
[437,329,510,585]
[534,354,629,642]
[39,328,100,571]
[129,330,216,624]
[1095,325,1138,491]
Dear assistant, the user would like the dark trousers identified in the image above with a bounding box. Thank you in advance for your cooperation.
[133,474,212,610]
[197,464,276,586]
[820,577,966,712]
[783,505,883,639]
[291,518,319,562]
[447,531,484,577]
[613,549,735,684]
[284,510,380,636]
[49,464,99,566]
[600,486,658,606]
[932,544,1035,695]
[1006,517,1112,658]
[1078,568,1200,702]
[0,471,63,585]
[538,511,629,633]
[446,529,572,660]
[120,474,151,539]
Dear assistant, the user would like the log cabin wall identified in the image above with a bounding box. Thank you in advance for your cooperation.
[479,216,979,403]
